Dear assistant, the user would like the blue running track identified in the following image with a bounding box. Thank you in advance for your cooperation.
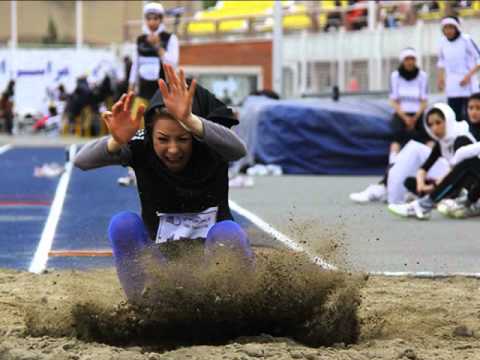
[0,146,260,271]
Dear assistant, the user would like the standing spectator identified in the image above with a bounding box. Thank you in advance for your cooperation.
[120,2,180,187]
[345,0,367,31]
[383,6,399,28]
[5,80,15,98]
[0,81,15,134]
[115,56,133,102]
[437,16,480,122]
[0,92,14,135]
[323,0,343,32]
[56,84,68,117]
[128,2,179,118]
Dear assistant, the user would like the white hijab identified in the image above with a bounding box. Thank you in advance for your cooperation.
[424,103,475,163]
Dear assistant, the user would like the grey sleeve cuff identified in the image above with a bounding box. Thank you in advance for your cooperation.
[74,136,132,170]
[198,117,247,162]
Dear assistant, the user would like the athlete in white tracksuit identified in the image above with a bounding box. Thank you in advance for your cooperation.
[437,16,480,123]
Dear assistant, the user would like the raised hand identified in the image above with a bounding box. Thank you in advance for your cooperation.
[103,92,144,145]
[158,63,197,129]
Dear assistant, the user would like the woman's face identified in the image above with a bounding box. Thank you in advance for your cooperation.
[153,117,193,173]
[467,99,480,125]
[427,112,446,139]
[442,24,458,40]
[146,14,162,32]
[402,56,417,71]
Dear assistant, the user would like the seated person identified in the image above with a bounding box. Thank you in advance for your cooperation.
[389,93,480,219]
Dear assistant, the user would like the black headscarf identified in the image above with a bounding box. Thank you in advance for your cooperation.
[398,64,419,81]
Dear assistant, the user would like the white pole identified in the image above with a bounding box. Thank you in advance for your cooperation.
[367,0,376,31]
[10,0,17,79]
[272,0,283,94]
[76,0,83,49]
[337,28,345,92]
[300,30,307,95]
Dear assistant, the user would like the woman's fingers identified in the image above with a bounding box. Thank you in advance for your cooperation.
[158,79,170,99]
[101,111,112,126]
[167,64,180,90]
[179,69,187,93]
[187,78,197,102]
[112,94,126,115]
[134,104,145,127]
[163,63,170,84]
[124,91,134,113]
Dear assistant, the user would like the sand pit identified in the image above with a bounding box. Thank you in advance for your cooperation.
[0,248,479,359]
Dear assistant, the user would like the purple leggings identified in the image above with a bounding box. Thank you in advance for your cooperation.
[108,211,252,302]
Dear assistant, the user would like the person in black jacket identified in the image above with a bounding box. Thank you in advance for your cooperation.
[74,64,251,302]
[128,2,179,118]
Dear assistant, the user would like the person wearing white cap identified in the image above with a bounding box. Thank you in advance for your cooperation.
[389,47,429,157]
[119,2,180,187]
[128,2,179,119]
[349,47,429,204]
[437,16,480,123]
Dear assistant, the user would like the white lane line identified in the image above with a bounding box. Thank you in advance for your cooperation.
[370,271,480,278]
[29,144,77,274]
[230,200,480,278]
[229,200,337,271]
[0,144,13,155]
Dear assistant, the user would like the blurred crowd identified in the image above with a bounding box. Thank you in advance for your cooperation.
[323,0,479,32]
[0,56,133,137]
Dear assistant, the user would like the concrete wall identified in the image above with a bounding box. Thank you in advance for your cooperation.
[0,1,201,45]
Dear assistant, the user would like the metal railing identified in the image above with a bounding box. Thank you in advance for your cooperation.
[123,0,479,43]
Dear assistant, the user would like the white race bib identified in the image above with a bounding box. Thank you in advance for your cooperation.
[155,207,218,244]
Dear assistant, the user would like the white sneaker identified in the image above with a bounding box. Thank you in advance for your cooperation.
[34,163,65,178]
[388,200,431,220]
[451,201,480,219]
[117,170,137,187]
[349,184,387,204]
[437,199,458,216]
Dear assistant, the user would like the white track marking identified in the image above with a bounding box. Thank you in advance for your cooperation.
[370,271,480,278]
[229,200,337,271]
[0,144,12,155]
[230,200,480,278]
[29,145,77,274]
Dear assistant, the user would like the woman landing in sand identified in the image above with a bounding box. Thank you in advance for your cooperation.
[74,64,252,302]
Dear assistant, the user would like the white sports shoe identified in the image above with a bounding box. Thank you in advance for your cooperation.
[437,191,469,216]
[437,199,457,216]
[117,168,137,187]
[451,201,480,219]
[388,200,431,220]
[349,184,387,204]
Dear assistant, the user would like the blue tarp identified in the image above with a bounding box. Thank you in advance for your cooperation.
[238,97,394,175]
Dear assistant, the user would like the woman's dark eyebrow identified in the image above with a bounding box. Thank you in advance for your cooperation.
[156,131,168,137]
